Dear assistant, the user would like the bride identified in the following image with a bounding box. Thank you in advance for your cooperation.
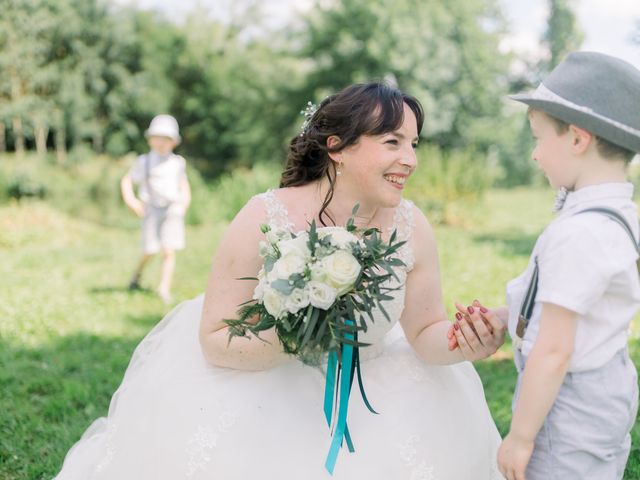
[55,83,505,479]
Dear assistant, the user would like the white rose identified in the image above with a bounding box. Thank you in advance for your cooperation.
[273,252,307,279]
[285,288,310,314]
[321,250,361,295]
[318,226,358,249]
[262,287,286,318]
[307,281,338,310]
[266,227,292,245]
[278,233,311,259]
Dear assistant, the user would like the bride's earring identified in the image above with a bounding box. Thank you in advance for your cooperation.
[336,161,343,176]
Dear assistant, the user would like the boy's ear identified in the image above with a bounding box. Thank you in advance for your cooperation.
[569,125,594,154]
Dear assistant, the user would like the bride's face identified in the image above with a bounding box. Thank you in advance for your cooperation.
[337,103,419,208]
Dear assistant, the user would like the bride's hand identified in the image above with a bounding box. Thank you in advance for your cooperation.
[450,300,506,360]
[447,300,483,351]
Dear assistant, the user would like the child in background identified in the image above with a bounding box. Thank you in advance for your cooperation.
[120,114,191,304]
[451,51,640,479]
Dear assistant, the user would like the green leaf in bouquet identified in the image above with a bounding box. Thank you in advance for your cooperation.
[281,315,293,332]
[384,240,407,256]
[361,227,379,237]
[270,279,295,295]
[314,312,329,343]
[359,316,368,331]
[224,319,248,339]
[307,219,318,255]
[289,273,307,289]
[236,298,258,307]
[299,307,320,350]
[339,323,360,334]
[264,256,276,273]
[225,302,275,343]
[236,276,259,281]
[376,301,391,323]
[385,258,405,267]
[375,290,395,301]
[236,302,263,321]
[335,336,371,349]
[363,305,376,326]
[297,305,315,342]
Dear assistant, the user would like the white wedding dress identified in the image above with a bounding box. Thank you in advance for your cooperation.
[55,192,503,480]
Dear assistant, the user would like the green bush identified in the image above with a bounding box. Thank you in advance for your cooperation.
[6,174,48,200]
[0,152,266,228]
[209,162,281,222]
[404,145,498,225]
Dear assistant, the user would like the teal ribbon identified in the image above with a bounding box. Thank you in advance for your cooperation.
[323,322,356,475]
[323,320,380,474]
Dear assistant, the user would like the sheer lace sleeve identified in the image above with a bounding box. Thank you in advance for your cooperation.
[388,199,416,272]
[253,190,294,232]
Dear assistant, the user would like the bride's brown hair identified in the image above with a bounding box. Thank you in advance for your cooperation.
[280,83,424,225]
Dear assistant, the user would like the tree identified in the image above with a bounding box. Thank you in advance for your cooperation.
[543,0,584,71]
[0,0,56,156]
[167,4,306,176]
[294,0,511,152]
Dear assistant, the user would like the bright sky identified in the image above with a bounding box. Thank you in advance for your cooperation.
[113,0,640,69]
[500,0,640,69]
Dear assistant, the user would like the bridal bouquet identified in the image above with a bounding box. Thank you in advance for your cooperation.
[225,206,405,364]
[225,206,406,474]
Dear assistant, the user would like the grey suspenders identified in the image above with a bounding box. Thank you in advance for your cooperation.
[514,207,640,347]
[143,154,156,206]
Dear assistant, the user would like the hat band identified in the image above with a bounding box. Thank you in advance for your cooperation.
[532,84,640,137]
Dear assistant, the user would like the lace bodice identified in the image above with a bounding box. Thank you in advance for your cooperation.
[256,190,416,354]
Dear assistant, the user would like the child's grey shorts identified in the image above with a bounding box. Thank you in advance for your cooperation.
[141,204,185,254]
[514,348,638,480]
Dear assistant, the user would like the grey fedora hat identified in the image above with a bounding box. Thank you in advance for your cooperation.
[510,51,640,153]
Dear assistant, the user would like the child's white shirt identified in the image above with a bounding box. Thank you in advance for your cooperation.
[129,151,187,208]
[507,182,640,371]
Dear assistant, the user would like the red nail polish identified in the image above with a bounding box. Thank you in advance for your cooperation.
[480,307,488,314]
[455,312,462,321]
[454,322,460,331]
[467,306,474,314]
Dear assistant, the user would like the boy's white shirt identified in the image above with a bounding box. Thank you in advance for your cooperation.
[507,182,640,372]
[129,151,187,207]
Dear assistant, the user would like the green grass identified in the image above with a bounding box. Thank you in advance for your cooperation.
[1,187,640,479]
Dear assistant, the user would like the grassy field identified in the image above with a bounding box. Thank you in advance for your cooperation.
[2,186,640,479]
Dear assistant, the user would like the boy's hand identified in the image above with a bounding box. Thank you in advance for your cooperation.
[129,200,145,218]
[448,300,506,359]
[498,432,534,480]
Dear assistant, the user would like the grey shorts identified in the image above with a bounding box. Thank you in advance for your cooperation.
[514,348,639,480]
[141,204,185,254]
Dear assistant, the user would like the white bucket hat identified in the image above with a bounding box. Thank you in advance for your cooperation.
[145,114,181,143]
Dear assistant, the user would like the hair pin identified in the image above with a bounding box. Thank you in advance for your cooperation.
[299,101,318,136]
